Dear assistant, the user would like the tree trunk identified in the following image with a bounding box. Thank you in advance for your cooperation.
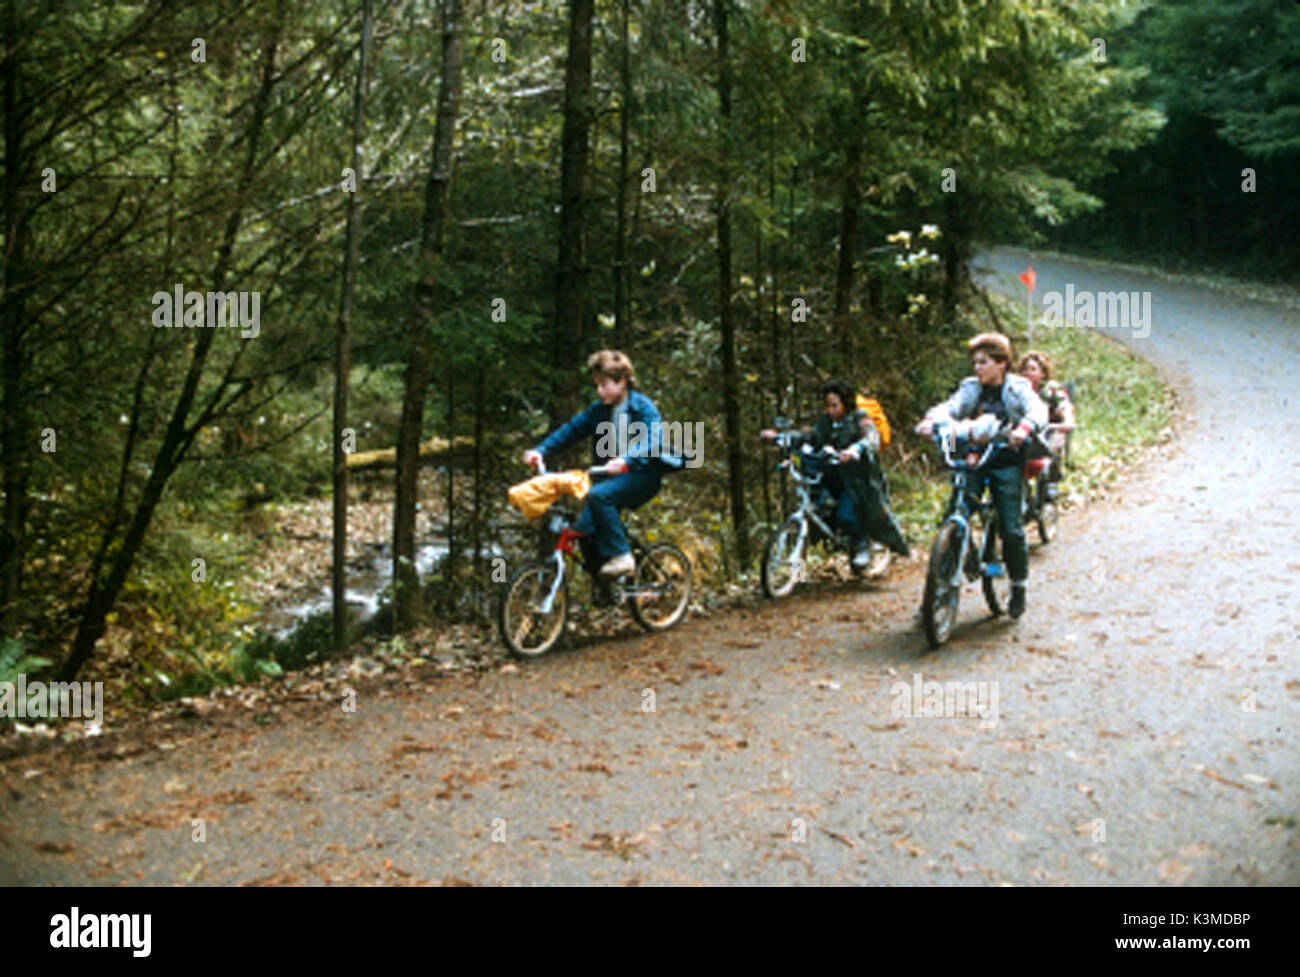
[552,0,594,425]
[714,0,748,568]
[333,0,372,655]
[471,366,484,613]
[393,0,464,629]
[755,212,771,529]
[441,356,456,615]
[833,137,862,375]
[787,164,798,414]
[613,0,631,347]
[0,0,30,635]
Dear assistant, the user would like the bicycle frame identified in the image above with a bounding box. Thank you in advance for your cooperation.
[933,427,1007,590]
[539,516,667,609]
[780,456,840,542]
[535,527,583,615]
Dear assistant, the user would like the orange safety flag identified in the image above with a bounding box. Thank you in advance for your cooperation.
[506,470,592,521]
[1019,264,1036,293]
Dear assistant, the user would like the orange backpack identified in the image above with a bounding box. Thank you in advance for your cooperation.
[856,394,891,448]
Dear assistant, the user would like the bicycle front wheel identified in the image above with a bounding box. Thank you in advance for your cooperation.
[980,519,1013,616]
[922,521,963,648]
[628,543,693,632]
[499,560,568,658]
[761,519,805,599]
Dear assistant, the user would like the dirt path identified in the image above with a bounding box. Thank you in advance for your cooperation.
[3,249,1297,885]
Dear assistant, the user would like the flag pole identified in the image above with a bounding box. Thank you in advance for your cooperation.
[1018,263,1036,350]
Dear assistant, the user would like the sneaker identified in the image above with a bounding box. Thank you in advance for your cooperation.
[1009,585,1026,620]
[599,552,636,579]
[851,546,872,571]
[1045,483,1060,502]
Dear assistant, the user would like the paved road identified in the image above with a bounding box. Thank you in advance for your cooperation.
[2,248,1297,885]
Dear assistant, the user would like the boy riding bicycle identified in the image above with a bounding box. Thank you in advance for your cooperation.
[522,349,683,580]
[762,380,910,569]
[916,333,1047,619]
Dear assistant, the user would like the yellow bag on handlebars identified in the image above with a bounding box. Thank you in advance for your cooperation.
[507,470,592,521]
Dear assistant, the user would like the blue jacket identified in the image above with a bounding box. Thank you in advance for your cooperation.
[534,389,686,474]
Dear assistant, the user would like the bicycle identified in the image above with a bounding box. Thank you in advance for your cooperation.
[498,462,693,658]
[1021,424,1067,545]
[760,424,891,599]
[919,418,1020,648]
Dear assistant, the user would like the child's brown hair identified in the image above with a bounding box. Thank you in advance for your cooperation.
[967,331,1013,364]
[587,349,636,387]
[1018,350,1054,380]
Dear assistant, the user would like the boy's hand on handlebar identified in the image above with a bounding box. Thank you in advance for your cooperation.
[916,418,934,437]
[759,428,778,441]
[601,457,629,476]
[522,450,543,470]
[838,446,860,464]
[1007,424,1030,447]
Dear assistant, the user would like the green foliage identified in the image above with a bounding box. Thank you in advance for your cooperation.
[1051,0,1300,277]
[1138,0,1300,158]
[242,611,336,674]
[0,638,55,723]
[0,638,53,688]
[3,0,1192,678]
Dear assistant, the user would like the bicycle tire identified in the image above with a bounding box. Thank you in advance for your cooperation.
[761,519,805,599]
[1035,476,1059,544]
[922,521,963,648]
[980,517,1013,616]
[628,542,693,632]
[498,560,568,658]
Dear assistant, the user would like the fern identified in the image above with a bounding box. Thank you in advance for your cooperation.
[0,637,53,686]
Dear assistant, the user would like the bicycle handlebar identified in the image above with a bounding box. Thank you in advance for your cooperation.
[527,457,623,478]
[929,418,1012,469]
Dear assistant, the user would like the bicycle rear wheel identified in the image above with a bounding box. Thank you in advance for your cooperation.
[499,560,568,657]
[628,543,693,631]
[1035,476,1059,544]
[761,519,805,599]
[922,522,963,648]
[865,542,892,578]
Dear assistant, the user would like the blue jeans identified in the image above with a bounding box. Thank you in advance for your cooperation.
[948,464,1028,585]
[834,491,867,552]
[574,471,662,563]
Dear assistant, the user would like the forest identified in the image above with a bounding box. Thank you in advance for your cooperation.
[1,0,1294,694]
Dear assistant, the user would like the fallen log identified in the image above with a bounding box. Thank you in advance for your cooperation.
[345,434,476,471]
